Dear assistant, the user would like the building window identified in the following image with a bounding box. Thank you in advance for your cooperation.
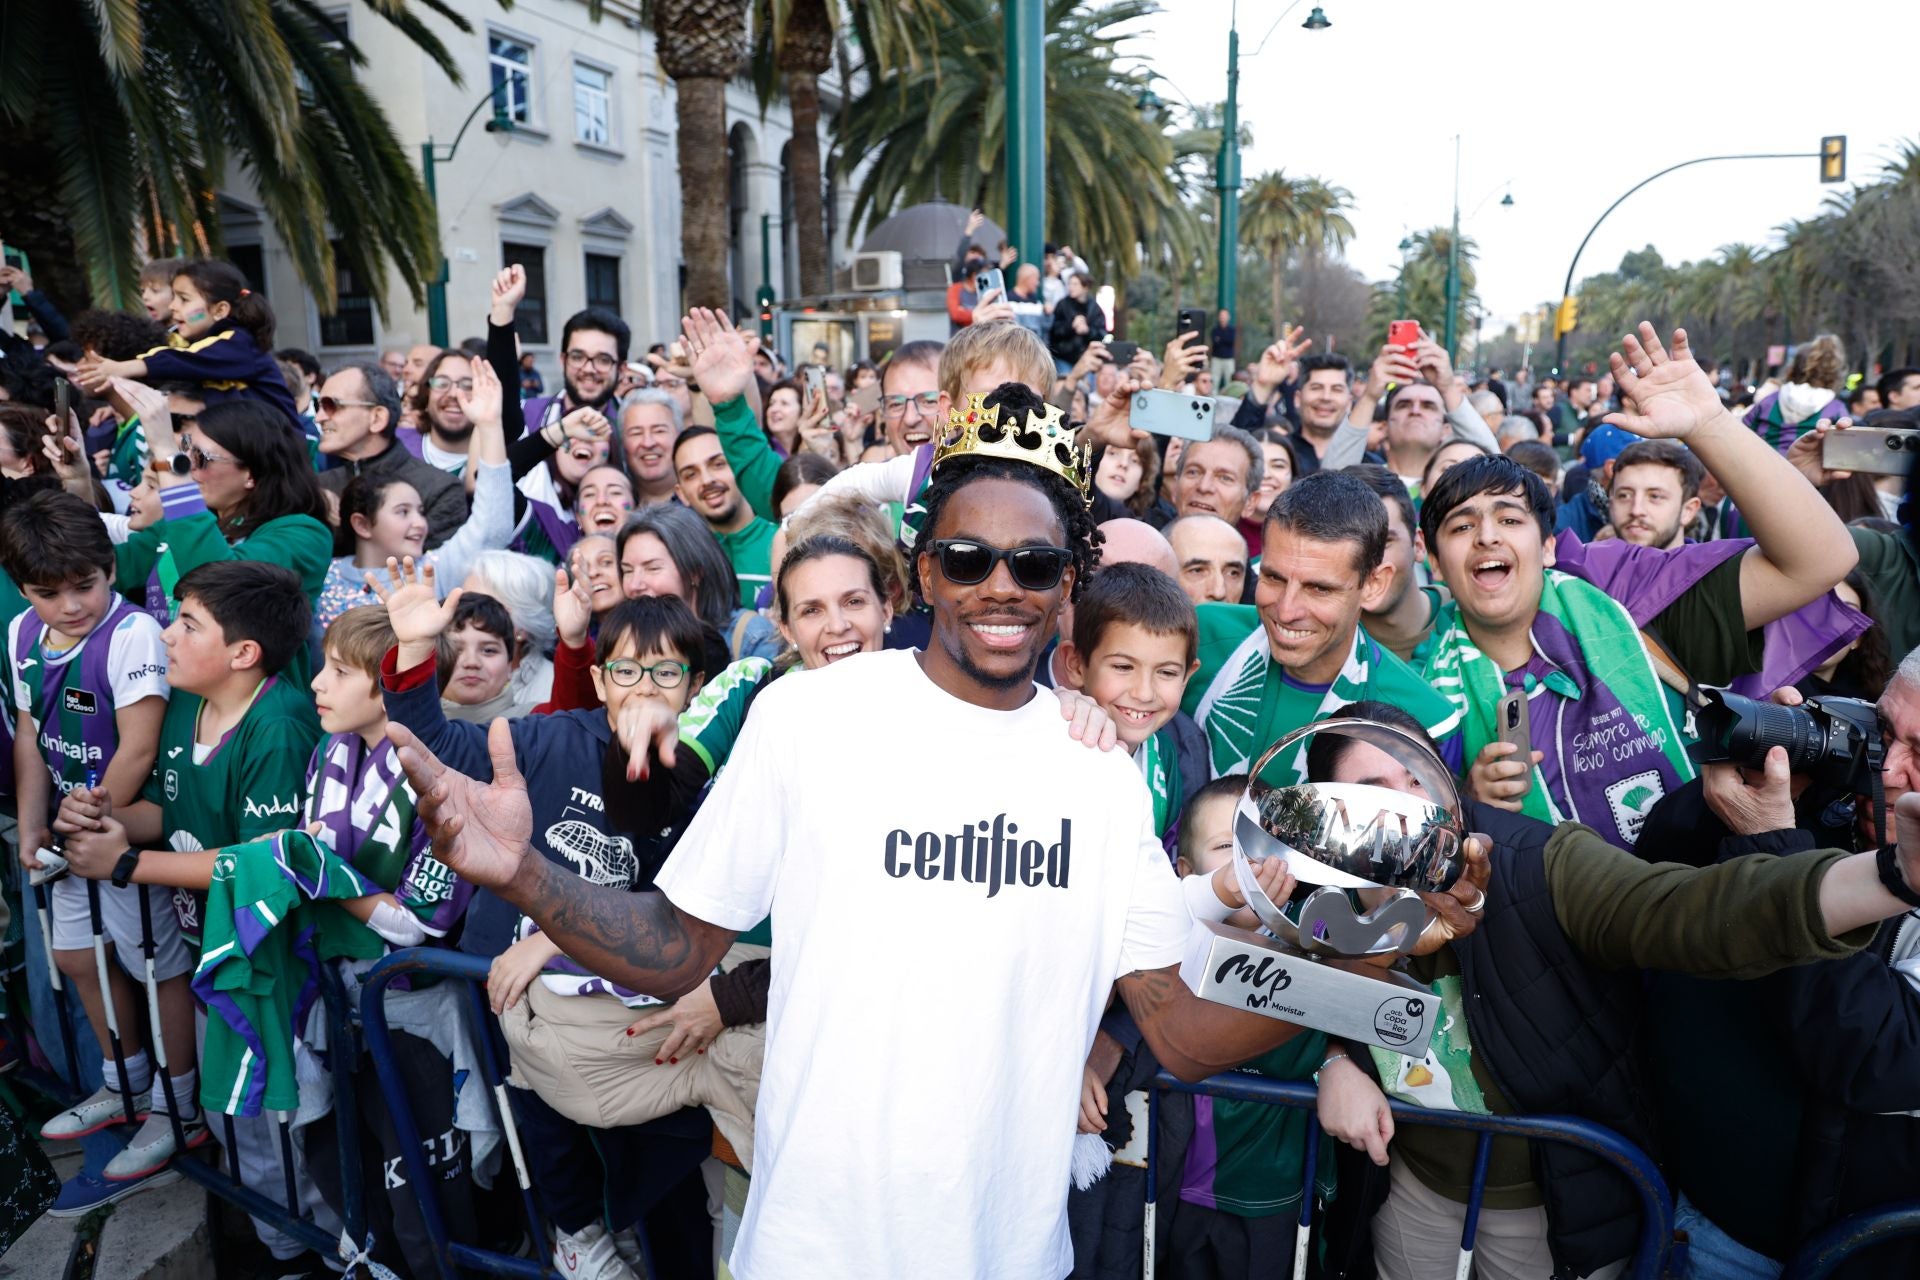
[320,242,374,347]
[584,252,621,314]
[489,34,534,125]
[503,242,547,345]
[227,244,267,300]
[573,63,611,146]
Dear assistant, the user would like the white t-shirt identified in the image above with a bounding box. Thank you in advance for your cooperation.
[654,648,1188,1280]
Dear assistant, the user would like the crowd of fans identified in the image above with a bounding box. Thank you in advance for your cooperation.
[0,239,1917,1280]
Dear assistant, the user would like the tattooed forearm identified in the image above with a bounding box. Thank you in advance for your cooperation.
[1116,964,1304,1082]
[514,854,733,1000]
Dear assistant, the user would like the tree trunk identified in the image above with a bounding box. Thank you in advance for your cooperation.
[786,69,829,297]
[1270,253,1285,335]
[675,75,732,311]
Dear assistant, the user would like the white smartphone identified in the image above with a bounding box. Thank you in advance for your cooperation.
[1129,388,1217,442]
[1497,689,1533,796]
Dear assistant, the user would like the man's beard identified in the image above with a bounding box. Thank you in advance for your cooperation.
[936,616,1043,691]
[432,417,474,445]
[566,375,616,411]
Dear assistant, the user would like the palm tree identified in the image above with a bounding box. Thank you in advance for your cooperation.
[1294,177,1355,267]
[1240,172,1304,331]
[0,0,454,313]
[752,1,954,297]
[832,0,1179,282]
[656,0,753,310]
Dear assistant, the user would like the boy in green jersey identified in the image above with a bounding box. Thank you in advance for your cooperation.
[56,561,317,1206]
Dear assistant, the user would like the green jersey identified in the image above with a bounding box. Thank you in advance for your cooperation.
[676,656,776,945]
[1184,603,1464,781]
[679,657,774,776]
[716,519,778,608]
[143,675,321,938]
[1177,1032,1336,1217]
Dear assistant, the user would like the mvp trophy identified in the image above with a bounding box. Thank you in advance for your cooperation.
[1180,718,1467,1057]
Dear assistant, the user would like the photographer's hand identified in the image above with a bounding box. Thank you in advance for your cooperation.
[1702,748,1795,836]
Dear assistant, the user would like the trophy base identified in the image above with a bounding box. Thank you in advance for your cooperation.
[1180,919,1438,1058]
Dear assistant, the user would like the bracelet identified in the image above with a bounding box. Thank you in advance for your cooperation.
[1876,843,1920,908]
[1312,1050,1350,1086]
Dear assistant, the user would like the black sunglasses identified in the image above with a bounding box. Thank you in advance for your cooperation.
[932,539,1072,591]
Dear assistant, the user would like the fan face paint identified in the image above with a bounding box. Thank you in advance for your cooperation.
[170,277,222,340]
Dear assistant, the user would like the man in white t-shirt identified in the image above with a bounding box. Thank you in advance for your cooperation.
[390,386,1405,1277]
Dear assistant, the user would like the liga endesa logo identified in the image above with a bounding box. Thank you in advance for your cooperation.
[883,815,1072,897]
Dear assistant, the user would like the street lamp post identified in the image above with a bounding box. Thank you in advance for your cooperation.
[1443,136,1461,362]
[1004,0,1046,277]
[1216,0,1330,319]
[423,89,516,348]
[1551,149,1823,376]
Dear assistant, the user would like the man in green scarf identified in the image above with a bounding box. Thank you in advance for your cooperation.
[1184,469,1463,783]
[1421,323,1859,848]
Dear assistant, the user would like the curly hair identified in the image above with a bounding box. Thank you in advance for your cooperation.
[908,383,1104,603]
[70,309,168,360]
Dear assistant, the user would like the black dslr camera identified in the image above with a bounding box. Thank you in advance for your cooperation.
[1694,687,1880,794]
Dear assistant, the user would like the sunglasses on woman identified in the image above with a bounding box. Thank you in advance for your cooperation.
[930,539,1073,591]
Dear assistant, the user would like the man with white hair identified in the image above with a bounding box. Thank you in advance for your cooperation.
[619,389,683,506]
[1640,645,1920,1274]
[1469,388,1506,435]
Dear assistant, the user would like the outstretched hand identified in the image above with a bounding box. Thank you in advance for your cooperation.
[681,308,753,405]
[367,556,462,655]
[456,358,505,432]
[1603,323,1728,443]
[389,719,533,893]
[553,561,595,649]
[613,696,680,781]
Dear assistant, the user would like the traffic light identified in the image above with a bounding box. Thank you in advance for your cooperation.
[1554,296,1579,339]
[755,284,775,340]
[1820,135,1846,184]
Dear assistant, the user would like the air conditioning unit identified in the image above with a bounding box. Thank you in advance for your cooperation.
[849,251,904,292]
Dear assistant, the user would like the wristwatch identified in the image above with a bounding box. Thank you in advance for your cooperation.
[1877,843,1920,909]
[165,451,193,476]
[110,848,142,889]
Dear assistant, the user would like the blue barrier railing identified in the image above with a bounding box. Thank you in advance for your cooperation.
[1148,1071,1676,1280]
[361,947,555,1280]
[24,883,364,1262]
[1785,1199,1920,1278]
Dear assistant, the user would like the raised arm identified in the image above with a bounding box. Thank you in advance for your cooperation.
[390,718,733,999]
[1603,323,1856,629]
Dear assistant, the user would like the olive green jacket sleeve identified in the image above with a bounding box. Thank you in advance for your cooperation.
[1543,822,1878,980]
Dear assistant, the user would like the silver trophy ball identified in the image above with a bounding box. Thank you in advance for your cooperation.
[1233,718,1467,957]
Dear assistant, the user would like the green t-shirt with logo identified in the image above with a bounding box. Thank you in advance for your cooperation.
[142,675,321,940]
[716,518,778,608]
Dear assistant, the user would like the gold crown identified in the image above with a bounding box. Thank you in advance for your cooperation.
[930,393,1091,501]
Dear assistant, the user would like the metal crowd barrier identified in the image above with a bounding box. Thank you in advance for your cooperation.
[1784,1199,1920,1279]
[1147,1071,1676,1280]
[361,947,555,1280]
[168,963,365,1262]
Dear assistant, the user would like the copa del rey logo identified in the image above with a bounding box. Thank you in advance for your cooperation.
[243,795,300,820]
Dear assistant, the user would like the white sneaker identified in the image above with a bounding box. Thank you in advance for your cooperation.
[104,1109,209,1180]
[551,1222,637,1280]
[39,1084,146,1141]
[611,1226,643,1269]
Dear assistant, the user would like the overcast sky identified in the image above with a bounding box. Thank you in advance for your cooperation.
[1126,0,1918,334]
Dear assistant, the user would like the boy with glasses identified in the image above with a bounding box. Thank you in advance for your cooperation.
[373,566,715,1279]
